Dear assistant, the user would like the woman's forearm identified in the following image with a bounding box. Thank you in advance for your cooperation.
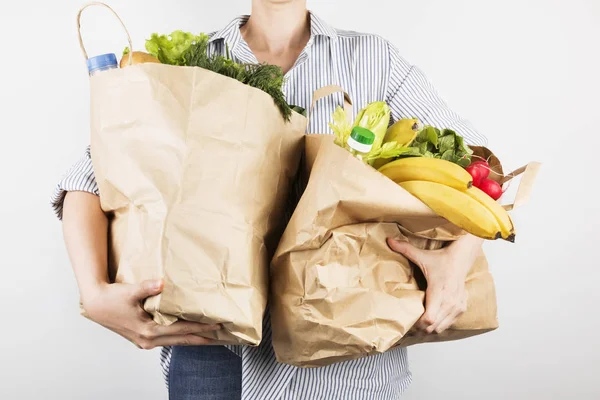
[62,191,109,303]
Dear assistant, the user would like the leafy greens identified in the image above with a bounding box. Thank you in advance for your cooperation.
[145,31,207,66]
[406,126,473,167]
[330,106,474,167]
[140,30,293,121]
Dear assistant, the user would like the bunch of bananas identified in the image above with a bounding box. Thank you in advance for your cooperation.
[378,157,515,242]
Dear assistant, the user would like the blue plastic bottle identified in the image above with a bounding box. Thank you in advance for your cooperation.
[87,53,118,76]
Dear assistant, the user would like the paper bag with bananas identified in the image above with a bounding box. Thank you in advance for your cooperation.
[270,86,540,367]
[77,3,306,346]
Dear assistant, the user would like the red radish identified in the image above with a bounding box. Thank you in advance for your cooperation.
[479,178,503,200]
[465,164,485,187]
[469,161,491,180]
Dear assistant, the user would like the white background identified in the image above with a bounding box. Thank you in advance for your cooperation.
[1,0,598,399]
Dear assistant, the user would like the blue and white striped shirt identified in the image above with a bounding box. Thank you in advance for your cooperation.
[52,11,486,400]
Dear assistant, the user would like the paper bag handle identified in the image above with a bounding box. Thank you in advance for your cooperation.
[306,85,353,131]
[76,2,133,67]
[500,161,542,211]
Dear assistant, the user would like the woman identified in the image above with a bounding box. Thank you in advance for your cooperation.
[52,0,488,399]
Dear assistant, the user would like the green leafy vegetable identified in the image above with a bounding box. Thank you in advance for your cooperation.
[290,105,307,117]
[438,134,455,155]
[184,37,291,120]
[353,102,391,164]
[329,106,353,146]
[397,125,473,166]
[455,132,472,157]
[328,100,473,168]
[145,31,208,66]
[455,154,472,168]
[364,142,421,162]
[419,126,439,148]
[440,149,455,161]
[142,31,292,120]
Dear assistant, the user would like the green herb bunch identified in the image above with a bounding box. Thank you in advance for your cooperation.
[143,30,292,121]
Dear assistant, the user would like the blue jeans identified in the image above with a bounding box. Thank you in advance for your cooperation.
[168,345,242,400]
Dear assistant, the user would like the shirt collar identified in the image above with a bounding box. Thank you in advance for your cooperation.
[308,12,338,42]
[208,11,338,51]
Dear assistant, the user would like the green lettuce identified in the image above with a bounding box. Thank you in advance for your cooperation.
[145,31,208,66]
[405,126,473,167]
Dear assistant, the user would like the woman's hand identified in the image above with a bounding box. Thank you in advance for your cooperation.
[63,192,221,350]
[83,279,221,350]
[387,234,483,334]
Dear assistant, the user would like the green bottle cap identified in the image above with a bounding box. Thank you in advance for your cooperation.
[349,127,375,145]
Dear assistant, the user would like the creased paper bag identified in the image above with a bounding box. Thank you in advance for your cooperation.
[78,3,306,346]
[271,89,539,366]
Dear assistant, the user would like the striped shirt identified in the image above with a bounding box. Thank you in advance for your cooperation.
[52,11,486,400]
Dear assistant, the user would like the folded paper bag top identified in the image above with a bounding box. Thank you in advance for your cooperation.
[271,87,540,367]
[77,2,307,346]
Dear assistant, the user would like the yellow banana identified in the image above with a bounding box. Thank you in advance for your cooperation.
[466,186,515,242]
[378,157,473,190]
[399,180,503,241]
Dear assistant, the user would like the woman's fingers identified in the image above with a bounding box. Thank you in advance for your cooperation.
[418,285,467,333]
[422,302,452,333]
[149,320,222,337]
[130,307,221,349]
[432,304,465,334]
[130,279,163,303]
[82,281,221,350]
[426,297,468,334]
[416,284,444,330]
[137,334,216,350]
[133,320,221,349]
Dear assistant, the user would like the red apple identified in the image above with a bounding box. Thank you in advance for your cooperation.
[478,178,503,200]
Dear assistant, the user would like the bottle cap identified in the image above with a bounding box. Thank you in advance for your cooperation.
[87,53,118,74]
[347,127,375,153]
[350,127,375,145]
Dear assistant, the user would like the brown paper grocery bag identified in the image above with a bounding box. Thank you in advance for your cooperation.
[271,86,540,366]
[77,3,306,345]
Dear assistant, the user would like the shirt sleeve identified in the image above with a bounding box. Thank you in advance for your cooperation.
[51,146,99,220]
[385,43,488,147]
